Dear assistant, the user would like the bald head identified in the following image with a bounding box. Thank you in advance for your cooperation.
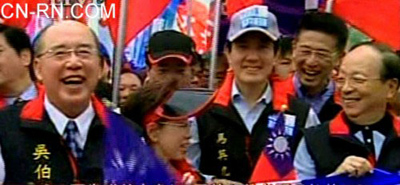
[34,21,100,57]
[347,43,400,83]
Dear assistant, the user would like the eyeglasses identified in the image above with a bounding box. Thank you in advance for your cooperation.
[37,47,98,60]
[158,121,192,128]
[295,48,337,63]
[335,76,381,88]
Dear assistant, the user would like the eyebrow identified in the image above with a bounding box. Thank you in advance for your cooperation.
[298,45,331,53]
[339,71,367,77]
[47,43,94,50]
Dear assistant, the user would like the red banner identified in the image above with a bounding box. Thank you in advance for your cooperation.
[333,0,400,50]
[225,0,263,17]
[0,0,47,28]
[105,0,171,45]
[177,0,212,54]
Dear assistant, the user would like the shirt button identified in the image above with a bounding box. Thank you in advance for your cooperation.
[365,126,369,130]
[366,138,372,143]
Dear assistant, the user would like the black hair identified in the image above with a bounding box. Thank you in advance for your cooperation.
[350,42,400,83]
[297,12,348,53]
[278,37,294,57]
[120,67,144,85]
[0,24,35,81]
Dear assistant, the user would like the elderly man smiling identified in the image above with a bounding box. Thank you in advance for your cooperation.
[295,42,400,180]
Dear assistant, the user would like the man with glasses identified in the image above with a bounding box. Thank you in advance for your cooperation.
[276,12,348,123]
[294,42,400,180]
[0,24,38,108]
[0,21,172,183]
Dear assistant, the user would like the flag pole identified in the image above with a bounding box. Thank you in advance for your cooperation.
[111,0,129,108]
[325,0,334,12]
[208,0,222,90]
[187,0,193,36]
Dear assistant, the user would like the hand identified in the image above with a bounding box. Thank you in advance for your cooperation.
[182,172,195,185]
[335,156,373,177]
[211,178,243,185]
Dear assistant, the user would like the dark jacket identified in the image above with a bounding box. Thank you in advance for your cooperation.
[0,103,104,184]
[318,95,342,123]
[0,89,163,184]
[303,112,400,176]
[282,74,342,123]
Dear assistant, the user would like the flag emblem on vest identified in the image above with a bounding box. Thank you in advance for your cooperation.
[265,113,293,176]
[250,112,297,183]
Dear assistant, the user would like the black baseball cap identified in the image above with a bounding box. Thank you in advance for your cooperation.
[147,30,196,65]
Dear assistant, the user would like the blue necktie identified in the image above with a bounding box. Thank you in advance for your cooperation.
[64,120,83,158]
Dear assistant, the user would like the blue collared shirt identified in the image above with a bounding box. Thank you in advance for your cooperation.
[294,73,335,114]
[232,81,272,133]
[5,83,38,105]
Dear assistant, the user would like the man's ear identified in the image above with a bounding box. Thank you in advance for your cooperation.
[333,51,346,67]
[19,49,32,67]
[34,58,43,82]
[97,59,104,80]
[224,46,232,67]
[387,78,399,99]
[146,123,160,143]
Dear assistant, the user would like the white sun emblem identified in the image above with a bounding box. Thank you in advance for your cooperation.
[266,129,291,160]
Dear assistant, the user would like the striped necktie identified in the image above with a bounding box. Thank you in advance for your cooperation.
[64,120,83,158]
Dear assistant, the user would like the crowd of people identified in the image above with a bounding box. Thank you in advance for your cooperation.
[0,4,399,184]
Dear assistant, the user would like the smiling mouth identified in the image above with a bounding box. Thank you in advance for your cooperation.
[343,97,361,104]
[303,69,320,76]
[244,66,262,72]
[61,76,86,85]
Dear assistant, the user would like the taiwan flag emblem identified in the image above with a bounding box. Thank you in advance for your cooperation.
[250,112,298,183]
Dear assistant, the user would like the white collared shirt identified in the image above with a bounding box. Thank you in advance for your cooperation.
[44,95,95,149]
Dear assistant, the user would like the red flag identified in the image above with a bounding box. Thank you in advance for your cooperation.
[177,0,212,54]
[333,0,400,50]
[105,0,171,45]
[225,0,263,17]
[0,0,47,28]
[251,152,297,183]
